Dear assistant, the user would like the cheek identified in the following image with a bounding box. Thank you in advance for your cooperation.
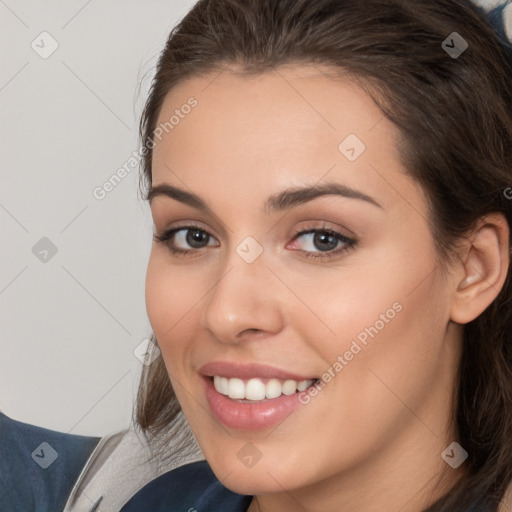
[145,253,201,360]
[299,238,449,410]
[145,256,174,336]
[343,288,447,438]
[287,242,432,361]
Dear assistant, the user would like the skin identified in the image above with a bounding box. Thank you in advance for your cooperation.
[145,64,509,512]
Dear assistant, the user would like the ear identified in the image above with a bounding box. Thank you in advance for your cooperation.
[450,213,510,324]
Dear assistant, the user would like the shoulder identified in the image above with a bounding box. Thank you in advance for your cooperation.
[0,410,101,512]
[120,460,253,512]
[63,416,205,511]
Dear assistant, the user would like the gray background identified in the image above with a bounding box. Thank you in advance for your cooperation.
[0,0,198,436]
[0,0,510,437]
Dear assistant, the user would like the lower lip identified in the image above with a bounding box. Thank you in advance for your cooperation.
[203,376,306,431]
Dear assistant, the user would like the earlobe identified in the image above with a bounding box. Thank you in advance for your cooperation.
[450,213,510,325]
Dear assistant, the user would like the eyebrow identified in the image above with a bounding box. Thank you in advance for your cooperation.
[147,180,383,214]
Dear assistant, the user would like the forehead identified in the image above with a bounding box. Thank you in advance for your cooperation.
[151,64,420,213]
[154,64,389,152]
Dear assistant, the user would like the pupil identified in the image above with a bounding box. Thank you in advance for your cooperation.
[187,229,208,248]
[315,232,337,251]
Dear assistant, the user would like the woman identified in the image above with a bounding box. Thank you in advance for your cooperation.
[2,0,511,511]
[123,0,512,510]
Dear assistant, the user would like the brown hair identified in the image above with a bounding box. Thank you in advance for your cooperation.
[134,0,512,509]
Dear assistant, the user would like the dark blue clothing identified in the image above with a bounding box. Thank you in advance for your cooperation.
[0,411,100,512]
[0,410,252,512]
[120,460,253,512]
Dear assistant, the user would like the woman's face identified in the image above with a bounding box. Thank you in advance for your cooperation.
[145,64,463,506]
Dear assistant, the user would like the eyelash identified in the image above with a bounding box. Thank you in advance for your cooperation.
[153,224,357,261]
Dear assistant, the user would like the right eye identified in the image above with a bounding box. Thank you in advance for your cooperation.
[153,225,219,256]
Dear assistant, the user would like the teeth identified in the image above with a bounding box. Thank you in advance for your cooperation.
[213,376,314,401]
[246,378,266,400]
[265,378,282,399]
[297,380,310,391]
[228,378,245,399]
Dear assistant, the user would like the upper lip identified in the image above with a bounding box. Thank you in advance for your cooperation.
[198,361,317,381]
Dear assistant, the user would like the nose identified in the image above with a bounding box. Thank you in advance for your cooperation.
[201,242,285,344]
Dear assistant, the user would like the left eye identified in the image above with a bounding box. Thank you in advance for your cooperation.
[153,226,357,260]
[153,226,218,255]
[289,228,357,259]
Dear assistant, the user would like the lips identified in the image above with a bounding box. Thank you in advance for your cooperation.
[198,361,317,381]
[198,361,319,430]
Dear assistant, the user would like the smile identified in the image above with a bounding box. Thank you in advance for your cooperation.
[213,376,316,401]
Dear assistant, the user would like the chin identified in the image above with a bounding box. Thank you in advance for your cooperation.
[206,454,307,496]
[220,470,292,496]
